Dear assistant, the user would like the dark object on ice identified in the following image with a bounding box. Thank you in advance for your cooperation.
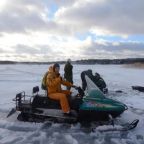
[81,70,108,93]
[115,90,123,93]
[132,86,144,92]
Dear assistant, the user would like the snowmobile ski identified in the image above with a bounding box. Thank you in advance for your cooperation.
[93,119,139,132]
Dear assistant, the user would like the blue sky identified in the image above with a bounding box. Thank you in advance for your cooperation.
[0,0,144,62]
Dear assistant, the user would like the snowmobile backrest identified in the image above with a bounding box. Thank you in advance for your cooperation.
[15,91,25,101]
[33,86,39,95]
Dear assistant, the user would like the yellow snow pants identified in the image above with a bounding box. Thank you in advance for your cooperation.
[48,90,71,113]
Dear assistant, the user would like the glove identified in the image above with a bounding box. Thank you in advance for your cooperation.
[59,76,62,81]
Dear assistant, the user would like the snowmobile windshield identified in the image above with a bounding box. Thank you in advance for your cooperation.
[85,75,105,99]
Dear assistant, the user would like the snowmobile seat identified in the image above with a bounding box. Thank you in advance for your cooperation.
[32,95,60,109]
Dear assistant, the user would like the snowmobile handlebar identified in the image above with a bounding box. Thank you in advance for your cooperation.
[76,86,85,98]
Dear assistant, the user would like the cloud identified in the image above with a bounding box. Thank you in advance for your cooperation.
[0,0,144,61]
[0,0,77,36]
[14,44,40,54]
[55,0,144,36]
[1,0,144,36]
[81,40,144,59]
[12,37,144,61]
[0,48,5,53]
[0,0,48,33]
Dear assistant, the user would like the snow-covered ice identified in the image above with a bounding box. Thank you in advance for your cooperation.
[0,64,144,144]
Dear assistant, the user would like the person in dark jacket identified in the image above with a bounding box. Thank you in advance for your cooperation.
[64,59,73,90]
[81,69,93,91]
[81,70,108,93]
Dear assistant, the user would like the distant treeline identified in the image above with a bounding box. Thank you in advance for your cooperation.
[75,58,144,64]
[0,58,144,65]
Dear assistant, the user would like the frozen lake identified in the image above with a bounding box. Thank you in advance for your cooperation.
[0,64,144,144]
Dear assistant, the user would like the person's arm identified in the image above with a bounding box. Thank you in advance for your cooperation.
[61,78,73,87]
[61,78,77,88]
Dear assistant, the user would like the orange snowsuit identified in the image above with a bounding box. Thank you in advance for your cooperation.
[46,66,73,113]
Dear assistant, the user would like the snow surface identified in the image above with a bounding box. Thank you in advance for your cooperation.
[0,64,144,144]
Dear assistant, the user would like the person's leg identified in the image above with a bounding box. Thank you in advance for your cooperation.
[61,90,71,95]
[61,90,72,102]
[48,93,70,113]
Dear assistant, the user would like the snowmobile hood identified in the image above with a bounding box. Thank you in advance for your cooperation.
[80,98,127,112]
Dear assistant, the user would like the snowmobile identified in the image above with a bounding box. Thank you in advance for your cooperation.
[7,75,139,131]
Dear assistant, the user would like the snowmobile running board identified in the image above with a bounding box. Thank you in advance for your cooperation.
[92,119,139,132]
[35,108,77,121]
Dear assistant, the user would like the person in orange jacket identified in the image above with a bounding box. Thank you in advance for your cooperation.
[46,63,77,115]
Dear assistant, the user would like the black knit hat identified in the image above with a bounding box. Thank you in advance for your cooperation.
[53,63,60,68]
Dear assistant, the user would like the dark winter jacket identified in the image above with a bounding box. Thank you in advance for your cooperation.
[64,62,73,83]
[81,70,107,92]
